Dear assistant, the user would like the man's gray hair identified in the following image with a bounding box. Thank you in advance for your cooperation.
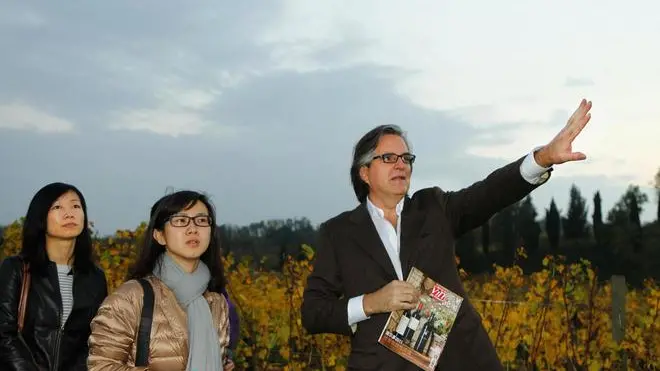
[350,124,412,203]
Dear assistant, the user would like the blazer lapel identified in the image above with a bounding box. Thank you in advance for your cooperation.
[399,197,430,279]
[349,203,398,281]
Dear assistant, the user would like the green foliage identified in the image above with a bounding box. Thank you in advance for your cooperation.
[563,184,589,240]
[607,186,649,253]
[517,196,541,252]
[654,167,660,222]
[593,191,604,245]
[492,203,517,263]
[481,219,491,257]
[545,199,561,251]
[607,185,649,225]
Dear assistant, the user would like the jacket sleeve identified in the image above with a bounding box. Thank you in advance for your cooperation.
[73,270,108,370]
[434,155,550,238]
[87,280,147,371]
[221,289,240,350]
[216,296,231,365]
[0,257,39,371]
[96,271,109,312]
[300,223,353,336]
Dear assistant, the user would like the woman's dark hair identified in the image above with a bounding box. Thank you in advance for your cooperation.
[20,182,96,276]
[350,124,412,203]
[128,190,226,293]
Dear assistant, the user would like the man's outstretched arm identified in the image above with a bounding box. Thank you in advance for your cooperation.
[437,99,593,238]
[301,223,354,336]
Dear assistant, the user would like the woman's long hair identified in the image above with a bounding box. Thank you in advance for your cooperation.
[20,182,96,276]
[128,190,226,294]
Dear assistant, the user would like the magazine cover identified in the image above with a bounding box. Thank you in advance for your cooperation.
[377,267,464,370]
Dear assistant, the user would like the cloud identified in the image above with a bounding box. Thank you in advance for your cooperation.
[155,88,219,111]
[0,0,658,234]
[0,103,75,133]
[109,86,226,137]
[0,63,483,234]
[110,108,210,137]
[565,77,595,87]
[0,1,279,136]
[259,0,660,193]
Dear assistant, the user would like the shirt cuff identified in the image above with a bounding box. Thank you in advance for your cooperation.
[520,146,552,185]
[347,295,370,333]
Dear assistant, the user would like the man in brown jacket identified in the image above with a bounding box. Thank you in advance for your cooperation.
[301,100,593,370]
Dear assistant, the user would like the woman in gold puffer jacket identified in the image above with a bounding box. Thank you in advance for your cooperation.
[87,191,234,371]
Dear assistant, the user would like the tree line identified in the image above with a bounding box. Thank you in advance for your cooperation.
[456,182,659,286]
[2,169,659,287]
[213,169,660,287]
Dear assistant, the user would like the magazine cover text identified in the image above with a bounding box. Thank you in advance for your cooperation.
[377,267,463,370]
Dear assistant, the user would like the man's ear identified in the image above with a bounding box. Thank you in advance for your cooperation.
[359,166,370,185]
[153,229,166,246]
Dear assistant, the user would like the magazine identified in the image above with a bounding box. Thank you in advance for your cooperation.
[377,267,464,370]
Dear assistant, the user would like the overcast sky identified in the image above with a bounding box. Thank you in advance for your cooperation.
[1,1,658,235]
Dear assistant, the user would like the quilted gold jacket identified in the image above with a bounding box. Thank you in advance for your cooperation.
[87,276,230,371]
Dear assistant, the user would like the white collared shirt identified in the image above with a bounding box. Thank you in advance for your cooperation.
[365,196,405,281]
[346,148,551,329]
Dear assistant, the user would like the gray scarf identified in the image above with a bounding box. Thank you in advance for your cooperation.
[154,253,222,371]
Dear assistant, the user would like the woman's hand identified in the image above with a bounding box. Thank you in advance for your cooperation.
[223,358,235,371]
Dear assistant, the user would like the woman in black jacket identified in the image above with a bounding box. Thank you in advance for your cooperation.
[0,182,108,371]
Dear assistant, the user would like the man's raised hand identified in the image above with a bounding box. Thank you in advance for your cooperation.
[535,98,593,167]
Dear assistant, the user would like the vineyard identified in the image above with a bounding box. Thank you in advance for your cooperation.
[1,220,659,370]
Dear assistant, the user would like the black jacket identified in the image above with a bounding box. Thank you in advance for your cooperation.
[301,157,547,370]
[0,256,107,371]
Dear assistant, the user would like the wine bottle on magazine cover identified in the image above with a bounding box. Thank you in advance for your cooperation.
[377,267,464,371]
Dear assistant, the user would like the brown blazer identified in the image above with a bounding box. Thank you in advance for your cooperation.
[301,156,549,371]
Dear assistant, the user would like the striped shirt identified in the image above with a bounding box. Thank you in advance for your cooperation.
[56,264,74,327]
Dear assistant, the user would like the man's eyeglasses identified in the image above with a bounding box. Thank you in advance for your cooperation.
[167,215,213,227]
[372,152,416,165]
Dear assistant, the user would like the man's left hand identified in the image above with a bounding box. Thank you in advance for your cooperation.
[535,98,593,167]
